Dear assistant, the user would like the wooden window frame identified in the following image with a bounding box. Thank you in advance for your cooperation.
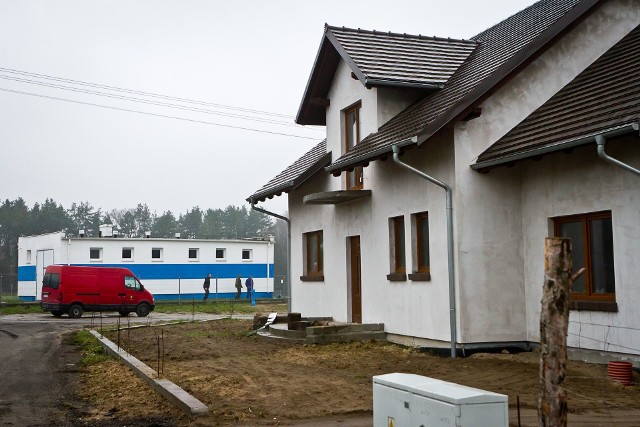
[387,216,406,281]
[408,211,431,281]
[301,230,324,281]
[343,102,363,190]
[553,210,615,307]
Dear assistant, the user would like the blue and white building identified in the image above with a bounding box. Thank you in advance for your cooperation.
[17,226,275,301]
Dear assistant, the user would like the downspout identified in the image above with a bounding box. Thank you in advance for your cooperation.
[392,143,457,358]
[595,131,640,177]
[250,202,291,312]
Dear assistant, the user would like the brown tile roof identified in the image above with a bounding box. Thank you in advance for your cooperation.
[247,140,331,203]
[474,24,640,169]
[296,26,478,126]
[326,0,599,174]
[329,27,478,89]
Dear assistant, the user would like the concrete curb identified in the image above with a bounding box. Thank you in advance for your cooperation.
[89,330,208,416]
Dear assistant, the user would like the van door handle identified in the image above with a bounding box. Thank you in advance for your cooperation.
[118,293,125,296]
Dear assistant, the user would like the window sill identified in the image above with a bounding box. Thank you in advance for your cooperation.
[569,300,618,312]
[387,273,407,282]
[408,273,431,281]
[300,275,324,282]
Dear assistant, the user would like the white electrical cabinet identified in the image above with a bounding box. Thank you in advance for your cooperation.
[373,373,508,427]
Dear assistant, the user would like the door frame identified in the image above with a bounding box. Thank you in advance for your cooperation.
[347,235,362,324]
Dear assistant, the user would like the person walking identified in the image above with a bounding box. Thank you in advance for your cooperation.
[234,274,242,299]
[245,275,254,300]
[202,274,211,301]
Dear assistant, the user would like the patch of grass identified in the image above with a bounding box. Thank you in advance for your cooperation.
[0,302,40,315]
[72,330,110,366]
[154,300,287,315]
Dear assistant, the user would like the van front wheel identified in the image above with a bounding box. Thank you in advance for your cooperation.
[68,304,84,318]
[136,303,150,317]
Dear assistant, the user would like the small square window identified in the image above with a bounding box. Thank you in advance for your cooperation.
[242,249,252,261]
[189,248,199,261]
[152,248,163,261]
[122,248,133,260]
[216,248,226,260]
[90,248,102,261]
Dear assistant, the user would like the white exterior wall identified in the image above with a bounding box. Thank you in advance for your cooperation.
[290,58,455,342]
[17,235,274,301]
[452,0,640,345]
[521,138,640,356]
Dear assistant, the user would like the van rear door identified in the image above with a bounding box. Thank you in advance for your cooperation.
[41,271,61,304]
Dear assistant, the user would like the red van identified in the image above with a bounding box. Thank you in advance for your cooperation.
[40,265,155,318]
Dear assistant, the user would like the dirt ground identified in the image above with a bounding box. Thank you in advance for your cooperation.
[80,317,640,426]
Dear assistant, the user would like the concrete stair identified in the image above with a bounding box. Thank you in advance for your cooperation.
[265,321,386,344]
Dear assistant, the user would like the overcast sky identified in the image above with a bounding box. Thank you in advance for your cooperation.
[1,0,534,217]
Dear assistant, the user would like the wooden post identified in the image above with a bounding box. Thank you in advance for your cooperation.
[538,237,584,427]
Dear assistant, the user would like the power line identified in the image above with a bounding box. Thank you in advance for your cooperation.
[0,74,319,129]
[0,66,294,119]
[0,87,323,141]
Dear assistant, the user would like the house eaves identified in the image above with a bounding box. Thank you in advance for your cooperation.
[325,0,602,175]
[247,140,331,204]
[474,23,640,170]
[296,25,478,126]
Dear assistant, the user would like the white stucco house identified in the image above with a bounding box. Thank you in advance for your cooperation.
[248,0,640,362]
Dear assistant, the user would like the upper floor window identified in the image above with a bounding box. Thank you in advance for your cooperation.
[90,247,102,261]
[151,247,163,261]
[554,210,615,306]
[242,249,252,261]
[189,248,199,261]
[122,247,133,261]
[343,102,363,190]
[26,250,32,264]
[216,248,226,261]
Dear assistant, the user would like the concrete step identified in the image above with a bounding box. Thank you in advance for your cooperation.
[307,323,385,336]
[306,330,387,345]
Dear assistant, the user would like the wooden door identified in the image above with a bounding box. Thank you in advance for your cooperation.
[349,236,362,323]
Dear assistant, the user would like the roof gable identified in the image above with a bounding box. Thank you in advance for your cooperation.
[474,24,640,170]
[296,25,478,126]
[326,0,600,173]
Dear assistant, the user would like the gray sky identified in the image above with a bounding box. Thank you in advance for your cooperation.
[0,0,534,217]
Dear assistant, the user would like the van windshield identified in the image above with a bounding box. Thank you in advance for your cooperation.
[124,276,140,291]
[43,273,60,289]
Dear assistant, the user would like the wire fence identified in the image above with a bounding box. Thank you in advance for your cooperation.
[0,272,18,301]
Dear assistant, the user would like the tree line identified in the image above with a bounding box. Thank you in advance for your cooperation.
[0,198,287,290]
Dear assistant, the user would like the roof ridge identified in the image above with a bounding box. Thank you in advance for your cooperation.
[325,24,476,45]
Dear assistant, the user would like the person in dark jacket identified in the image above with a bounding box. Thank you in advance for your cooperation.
[203,274,211,300]
[234,275,242,299]
[245,275,254,299]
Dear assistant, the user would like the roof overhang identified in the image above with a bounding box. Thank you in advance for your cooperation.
[325,136,417,175]
[303,190,372,205]
[247,151,332,204]
[415,0,602,146]
[472,122,640,171]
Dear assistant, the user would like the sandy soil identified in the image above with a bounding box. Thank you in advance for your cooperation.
[79,318,640,426]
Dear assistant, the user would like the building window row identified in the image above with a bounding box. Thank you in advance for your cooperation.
[88,247,254,262]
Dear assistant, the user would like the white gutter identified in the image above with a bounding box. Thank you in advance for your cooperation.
[595,125,640,177]
[392,141,457,358]
[250,202,291,312]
